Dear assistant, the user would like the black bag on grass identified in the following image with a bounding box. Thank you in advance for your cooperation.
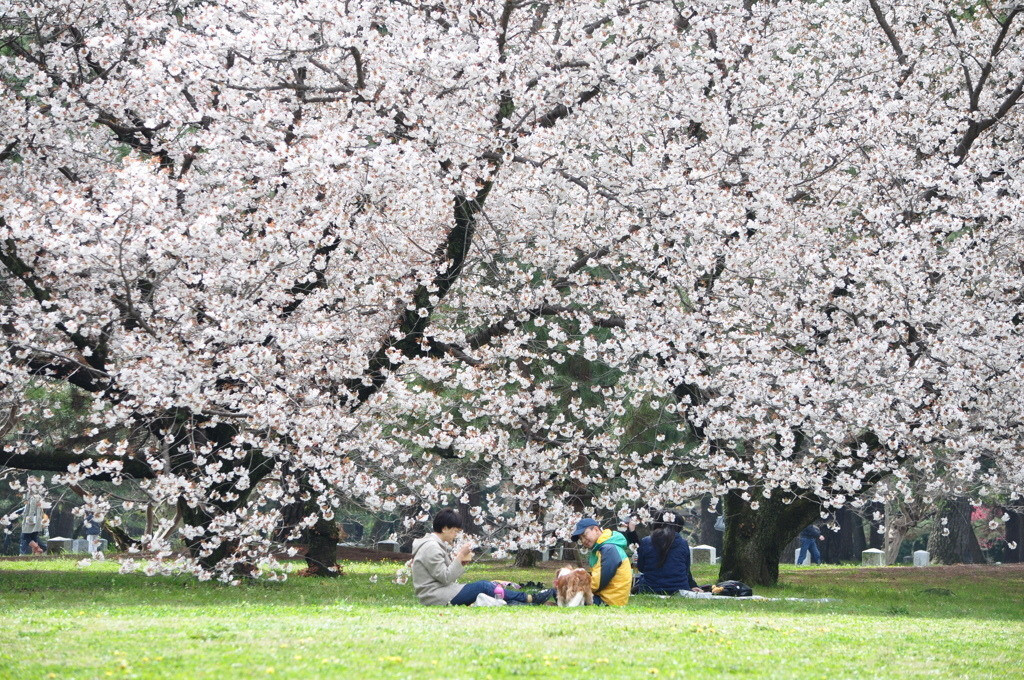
[712,580,753,597]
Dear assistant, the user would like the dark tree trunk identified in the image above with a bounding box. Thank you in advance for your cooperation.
[717,489,822,586]
[698,495,723,552]
[177,498,237,566]
[820,507,866,564]
[171,422,273,573]
[276,498,307,543]
[341,519,364,542]
[369,517,399,544]
[851,509,868,555]
[48,502,75,539]
[927,497,986,564]
[303,516,343,576]
[103,519,140,552]
[966,523,986,564]
[1005,509,1023,563]
[67,483,140,550]
[458,483,483,537]
[145,504,155,537]
[514,549,540,568]
[277,477,346,577]
[557,544,585,567]
[867,501,885,550]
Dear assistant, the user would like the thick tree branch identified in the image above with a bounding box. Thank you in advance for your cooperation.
[0,140,17,163]
[954,75,1024,163]
[534,86,602,128]
[344,186,494,406]
[2,433,155,479]
[0,233,110,381]
[868,0,907,67]
[969,7,1020,110]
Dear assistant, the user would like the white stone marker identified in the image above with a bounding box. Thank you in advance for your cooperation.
[795,548,811,565]
[913,550,930,567]
[47,537,73,553]
[862,548,885,566]
[73,537,108,553]
[690,544,717,565]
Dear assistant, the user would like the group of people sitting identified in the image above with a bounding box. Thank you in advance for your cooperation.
[410,508,703,607]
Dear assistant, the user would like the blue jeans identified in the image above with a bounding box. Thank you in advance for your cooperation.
[20,532,46,555]
[449,580,534,606]
[798,537,821,565]
[632,574,678,596]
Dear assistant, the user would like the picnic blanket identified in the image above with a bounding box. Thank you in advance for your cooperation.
[674,591,836,602]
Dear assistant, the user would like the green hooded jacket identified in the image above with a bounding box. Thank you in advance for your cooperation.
[586,529,632,605]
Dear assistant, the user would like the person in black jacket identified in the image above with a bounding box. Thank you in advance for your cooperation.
[632,509,703,595]
[798,523,825,565]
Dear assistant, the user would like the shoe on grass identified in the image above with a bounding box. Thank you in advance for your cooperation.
[531,588,555,605]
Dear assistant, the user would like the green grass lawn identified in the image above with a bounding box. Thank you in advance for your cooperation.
[1,558,1022,679]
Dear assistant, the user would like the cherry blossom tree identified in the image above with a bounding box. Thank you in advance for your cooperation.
[3,0,1023,586]
[0,0,703,579]
[373,0,1024,584]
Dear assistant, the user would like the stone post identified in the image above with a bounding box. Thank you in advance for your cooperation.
[861,548,884,566]
[691,544,717,565]
[47,537,73,553]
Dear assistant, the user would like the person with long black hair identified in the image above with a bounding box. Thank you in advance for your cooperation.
[632,509,703,595]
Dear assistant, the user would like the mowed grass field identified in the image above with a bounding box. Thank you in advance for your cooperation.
[1,557,1022,680]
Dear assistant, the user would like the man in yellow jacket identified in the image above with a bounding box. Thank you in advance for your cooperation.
[571,518,632,606]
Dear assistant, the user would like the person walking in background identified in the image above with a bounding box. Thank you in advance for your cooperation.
[633,509,703,594]
[19,477,47,555]
[83,511,103,554]
[798,522,825,565]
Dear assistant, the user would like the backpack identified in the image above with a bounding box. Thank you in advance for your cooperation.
[712,580,753,597]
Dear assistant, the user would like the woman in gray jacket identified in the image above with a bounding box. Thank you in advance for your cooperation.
[411,510,553,606]
[19,478,47,555]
